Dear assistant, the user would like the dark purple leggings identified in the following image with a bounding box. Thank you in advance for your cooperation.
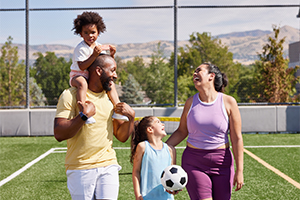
[182,146,234,200]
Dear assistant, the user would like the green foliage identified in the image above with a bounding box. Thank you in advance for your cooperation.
[120,74,144,104]
[26,77,46,106]
[143,43,174,104]
[177,74,195,104]
[0,36,24,106]
[0,37,45,106]
[116,55,147,86]
[252,25,299,103]
[115,56,128,85]
[31,52,71,105]
[169,32,241,101]
[231,64,257,102]
[125,56,146,86]
[118,43,174,105]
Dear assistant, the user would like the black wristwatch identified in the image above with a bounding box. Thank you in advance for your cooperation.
[79,112,88,121]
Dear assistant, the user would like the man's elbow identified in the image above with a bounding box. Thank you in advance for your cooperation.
[54,134,62,142]
[54,129,64,142]
[118,136,128,143]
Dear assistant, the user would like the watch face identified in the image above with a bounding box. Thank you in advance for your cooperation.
[80,112,88,121]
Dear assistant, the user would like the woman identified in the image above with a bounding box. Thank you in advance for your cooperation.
[166,63,244,200]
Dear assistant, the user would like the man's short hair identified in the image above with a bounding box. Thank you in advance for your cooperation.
[89,54,113,72]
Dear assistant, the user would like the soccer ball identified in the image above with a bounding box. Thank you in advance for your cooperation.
[160,165,188,191]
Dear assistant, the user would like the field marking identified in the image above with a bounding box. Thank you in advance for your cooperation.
[244,148,300,189]
[244,145,300,148]
[0,148,55,187]
[51,145,300,152]
[2,146,299,187]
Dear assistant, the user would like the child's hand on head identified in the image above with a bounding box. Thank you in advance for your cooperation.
[109,45,116,58]
[93,45,103,57]
[77,101,96,118]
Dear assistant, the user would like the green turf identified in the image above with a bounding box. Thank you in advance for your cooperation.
[0,134,299,199]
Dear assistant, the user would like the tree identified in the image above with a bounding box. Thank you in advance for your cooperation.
[31,52,71,105]
[143,43,174,104]
[120,74,144,104]
[231,64,257,102]
[116,55,146,87]
[169,32,241,102]
[0,36,45,106]
[0,36,24,106]
[115,56,128,85]
[126,56,146,86]
[20,77,46,106]
[253,25,299,102]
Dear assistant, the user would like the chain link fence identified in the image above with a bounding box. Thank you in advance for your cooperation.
[1,0,299,108]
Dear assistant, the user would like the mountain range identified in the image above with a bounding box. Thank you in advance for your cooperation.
[1,25,299,65]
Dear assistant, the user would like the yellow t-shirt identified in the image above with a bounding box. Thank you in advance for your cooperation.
[55,87,118,171]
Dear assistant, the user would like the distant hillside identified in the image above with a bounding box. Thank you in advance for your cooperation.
[219,25,299,64]
[1,25,299,65]
[217,29,272,38]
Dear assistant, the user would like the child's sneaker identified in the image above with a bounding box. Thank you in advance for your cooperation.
[86,116,96,124]
[112,112,129,121]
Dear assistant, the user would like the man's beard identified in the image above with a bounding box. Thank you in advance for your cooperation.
[101,75,116,92]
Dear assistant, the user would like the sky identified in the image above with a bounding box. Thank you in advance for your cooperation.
[0,0,300,47]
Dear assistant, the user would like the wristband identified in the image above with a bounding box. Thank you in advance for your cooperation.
[79,112,88,121]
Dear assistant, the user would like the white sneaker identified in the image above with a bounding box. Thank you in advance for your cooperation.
[112,113,129,121]
[86,116,96,124]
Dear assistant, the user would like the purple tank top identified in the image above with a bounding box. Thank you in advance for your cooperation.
[187,92,229,150]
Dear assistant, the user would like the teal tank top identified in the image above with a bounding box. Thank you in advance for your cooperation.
[140,141,174,200]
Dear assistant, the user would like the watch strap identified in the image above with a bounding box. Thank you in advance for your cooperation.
[79,112,88,121]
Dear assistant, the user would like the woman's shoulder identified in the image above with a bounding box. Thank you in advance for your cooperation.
[222,93,239,114]
[222,93,238,105]
[185,95,195,107]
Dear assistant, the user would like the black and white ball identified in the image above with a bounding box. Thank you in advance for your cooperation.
[160,165,188,191]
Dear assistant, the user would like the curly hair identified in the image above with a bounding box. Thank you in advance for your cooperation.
[72,11,106,35]
[130,116,155,164]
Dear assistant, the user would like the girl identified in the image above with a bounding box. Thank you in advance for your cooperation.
[131,116,177,200]
[70,11,128,124]
[166,63,244,200]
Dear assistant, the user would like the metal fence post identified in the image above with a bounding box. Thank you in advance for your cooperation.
[25,0,29,108]
[173,0,178,107]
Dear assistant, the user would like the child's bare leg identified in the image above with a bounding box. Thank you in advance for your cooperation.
[107,82,120,106]
[71,76,95,124]
[108,82,129,121]
[71,76,88,112]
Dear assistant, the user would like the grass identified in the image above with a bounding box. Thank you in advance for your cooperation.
[0,134,299,199]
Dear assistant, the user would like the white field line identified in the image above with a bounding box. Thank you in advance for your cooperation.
[244,145,300,148]
[244,148,300,189]
[51,145,300,153]
[0,148,55,187]
[2,146,299,187]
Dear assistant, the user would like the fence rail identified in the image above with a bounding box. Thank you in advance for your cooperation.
[1,106,299,136]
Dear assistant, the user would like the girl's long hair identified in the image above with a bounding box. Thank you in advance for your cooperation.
[130,116,154,164]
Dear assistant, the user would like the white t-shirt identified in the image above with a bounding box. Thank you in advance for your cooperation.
[70,40,101,71]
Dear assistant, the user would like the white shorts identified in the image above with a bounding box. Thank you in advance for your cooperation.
[66,165,121,200]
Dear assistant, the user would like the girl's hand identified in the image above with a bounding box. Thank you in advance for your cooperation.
[166,189,181,195]
[109,45,116,58]
[77,100,96,118]
[136,195,143,200]
[93,45,103,57]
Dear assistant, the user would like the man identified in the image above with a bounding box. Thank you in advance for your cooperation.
[54,54,135,200]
